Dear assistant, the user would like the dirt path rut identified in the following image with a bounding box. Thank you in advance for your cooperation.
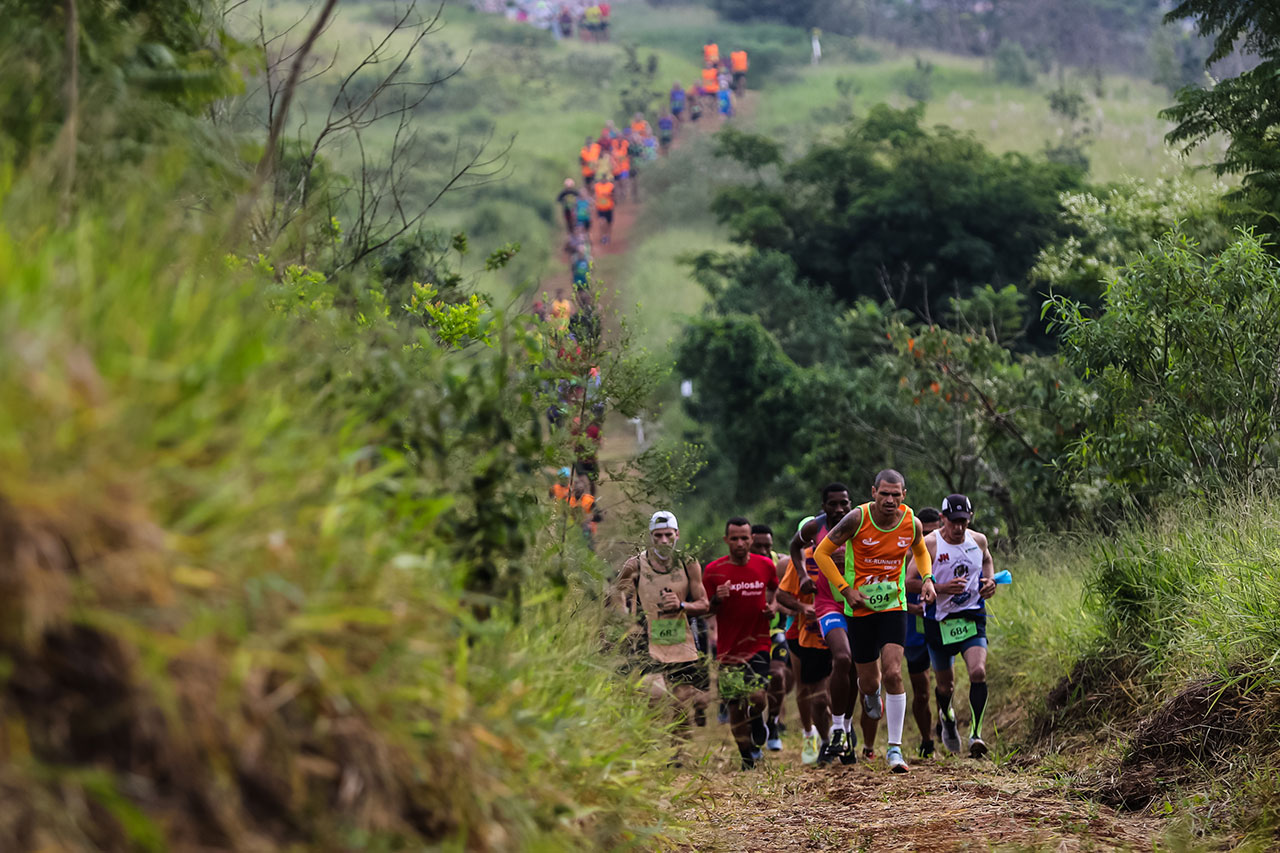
[672,737,1158,852]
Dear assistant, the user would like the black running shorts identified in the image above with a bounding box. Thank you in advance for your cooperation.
[787,638,833,684]
[905,642,931,674]
[848,610,907,665]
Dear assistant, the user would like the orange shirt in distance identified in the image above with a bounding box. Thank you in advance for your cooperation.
[594,181,615,210]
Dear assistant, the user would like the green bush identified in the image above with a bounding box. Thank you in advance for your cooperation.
[1049,230,1280,502]
[993,40,1036,86]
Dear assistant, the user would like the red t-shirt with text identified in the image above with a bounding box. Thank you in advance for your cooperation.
[704,553,778,663]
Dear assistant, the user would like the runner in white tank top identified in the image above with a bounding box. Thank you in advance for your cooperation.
[930,528,984,620]
[906,494,998,759]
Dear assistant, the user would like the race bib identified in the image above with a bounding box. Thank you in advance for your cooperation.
[650,616,686,645]
[940,618,978,645]
[859,580,900,612]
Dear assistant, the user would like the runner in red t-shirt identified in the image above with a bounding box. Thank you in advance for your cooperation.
[704,516,778,769]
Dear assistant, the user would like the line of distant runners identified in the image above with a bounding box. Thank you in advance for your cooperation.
[614,470,998,772]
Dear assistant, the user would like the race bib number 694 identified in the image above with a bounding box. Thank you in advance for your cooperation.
[859,581,900,611]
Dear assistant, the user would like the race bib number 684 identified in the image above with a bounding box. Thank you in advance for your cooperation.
[940,618,978,645]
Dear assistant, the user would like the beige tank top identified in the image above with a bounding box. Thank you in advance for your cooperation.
[629,550,698,664]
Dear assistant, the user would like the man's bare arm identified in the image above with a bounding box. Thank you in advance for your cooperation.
[975,531,997,599]
[683,559,711,616]
[813,507,862,599]
[905,532,938,592]
[612,558,638,613]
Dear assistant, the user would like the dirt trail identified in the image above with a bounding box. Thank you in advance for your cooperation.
[673,733,1159,852]
[547,99,748,557]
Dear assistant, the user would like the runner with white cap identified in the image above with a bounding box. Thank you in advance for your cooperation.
[614,510,712,733]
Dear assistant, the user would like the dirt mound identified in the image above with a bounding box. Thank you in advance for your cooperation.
[1091,672,1278,810]
[1033,652,1145,741]
[0,495,452,851]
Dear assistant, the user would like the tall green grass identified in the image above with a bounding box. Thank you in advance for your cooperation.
[0,167,680,849]
[988,498,1280,845]
[987,536,1102,718]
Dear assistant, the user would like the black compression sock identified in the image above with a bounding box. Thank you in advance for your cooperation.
[935,688,953,720]
[969,682,988,739]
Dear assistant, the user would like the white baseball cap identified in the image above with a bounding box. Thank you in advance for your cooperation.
[649,511,678,532]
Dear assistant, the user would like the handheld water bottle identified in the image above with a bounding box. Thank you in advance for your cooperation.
[993,569,1012,585]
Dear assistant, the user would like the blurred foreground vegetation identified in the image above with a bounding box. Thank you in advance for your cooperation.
[0,1,685,849]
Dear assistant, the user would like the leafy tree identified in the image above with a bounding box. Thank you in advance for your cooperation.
[1162,0,1280,230]
[1032,175,1230,307]
[0,0,247,184]
[686,250,845,367]
[675,315,802,501]
[709,104,1083,332]
[1048,230,1280,501]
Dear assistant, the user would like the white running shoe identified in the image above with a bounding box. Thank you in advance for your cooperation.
[801,733,822,765]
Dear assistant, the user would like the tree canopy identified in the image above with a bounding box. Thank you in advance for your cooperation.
[709,105,1083,331]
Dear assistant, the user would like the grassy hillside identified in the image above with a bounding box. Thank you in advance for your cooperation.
[237,1,1218,355]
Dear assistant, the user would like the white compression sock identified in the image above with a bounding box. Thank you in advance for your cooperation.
[886,692,907,746]
[806,725,819,739]
[830,714,845,738]
[843,716,853,733]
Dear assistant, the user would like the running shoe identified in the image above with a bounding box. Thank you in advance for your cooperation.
[801,733,822,765]
[750,714,768,748]
[766,720,783,751]
[969,736,988,759]
[862,745,876,760]
[693,707,706,727]
[739,748,758,770]
[861,686,883,720]
[717,702,729,725]
[817,730,845,766]
[940,713,961,754]
[919,739,935,759]
[886,745,910,774]
[839,729,858,766]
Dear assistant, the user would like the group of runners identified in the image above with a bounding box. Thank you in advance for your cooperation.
[552,40,749,296]
[677,41,749,121]
[614,471,998,773]
[475,0,612,42]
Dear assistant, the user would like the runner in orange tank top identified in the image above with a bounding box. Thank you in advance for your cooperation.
[812,469,936,774]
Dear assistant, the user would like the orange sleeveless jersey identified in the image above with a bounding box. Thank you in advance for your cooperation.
[731,51,748,72]
[843,502,915,617]
[580,143,600,176]
[701,67,719,91]
[594,181,615,210]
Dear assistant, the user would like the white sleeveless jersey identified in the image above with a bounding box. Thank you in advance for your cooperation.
[927,530,984,620]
